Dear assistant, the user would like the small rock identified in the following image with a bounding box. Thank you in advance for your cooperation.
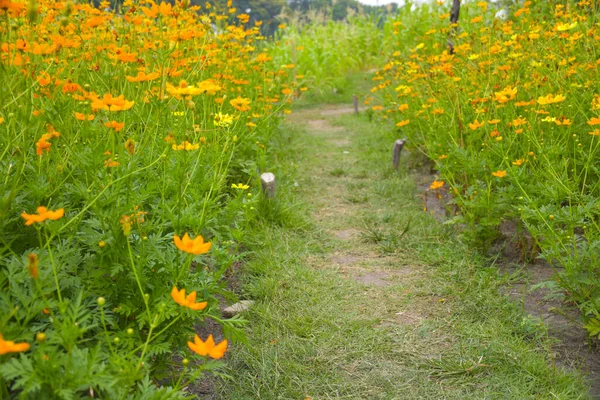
[222,300,254,318]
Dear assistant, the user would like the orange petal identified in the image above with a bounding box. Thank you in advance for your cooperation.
[171,286,186,306]
[10,342,30,353]
[174,235,184,251]
[192,242,212,255]
[208,339,228,359]
[205,334,215,349]
[46,209,64,220]
[185,290,197,305]
[188,334,208,356]
[188,301,207,311]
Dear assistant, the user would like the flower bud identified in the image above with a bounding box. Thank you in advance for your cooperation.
[36,332,46,343]
[182,358,190,366]
[97,297,106,306]
[127,328,134,335]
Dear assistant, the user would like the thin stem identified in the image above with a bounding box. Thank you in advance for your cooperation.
[126,238,152,322]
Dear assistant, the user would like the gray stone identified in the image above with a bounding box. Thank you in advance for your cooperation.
[222,300,254,318]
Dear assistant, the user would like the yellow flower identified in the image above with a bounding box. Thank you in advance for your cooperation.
[188,334,227,359]
[537,94,566,105]
[172,141,200,151]
[556,21,577,31]
[231,183,249,190]
[174,233,211,255]
[512,159,524,166]
[492,170,507,178]
[396,119,410,127]
[214,112,234,127]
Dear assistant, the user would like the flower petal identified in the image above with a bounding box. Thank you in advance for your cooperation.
[208,339,228,359]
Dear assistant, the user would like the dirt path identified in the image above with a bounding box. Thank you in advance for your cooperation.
[288,106,421,300]
[221,104,591,399]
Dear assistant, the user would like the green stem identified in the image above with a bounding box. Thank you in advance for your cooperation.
[99,305,115,356]
[45,238,62,303]
[126,238,152,322]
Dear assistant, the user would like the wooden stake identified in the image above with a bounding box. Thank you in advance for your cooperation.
[448,0,461,55]
[353,95,358,114]
[260,172,276,198]
[392,138,407,170]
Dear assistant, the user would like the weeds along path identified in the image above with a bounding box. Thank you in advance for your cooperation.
[220,104,590,399]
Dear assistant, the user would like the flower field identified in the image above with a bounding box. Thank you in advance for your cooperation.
[0,0,292,396]
[371,1,600,337]
[2,0,600,396]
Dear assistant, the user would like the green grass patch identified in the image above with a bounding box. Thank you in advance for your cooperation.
[219,102,591,399]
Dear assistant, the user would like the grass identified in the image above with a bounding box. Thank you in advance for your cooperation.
[217,89,591,398]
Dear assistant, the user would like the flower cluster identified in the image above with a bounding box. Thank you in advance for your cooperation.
[371,1,600,335]
[0,0,292,396]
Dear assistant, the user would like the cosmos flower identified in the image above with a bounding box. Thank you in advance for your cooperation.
[174,233,211,255]
[171,287,208,311]
[187,334,227,359]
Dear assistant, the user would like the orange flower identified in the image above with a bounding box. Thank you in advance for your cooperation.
[587,117,600,126]
[492,170,507,178]
[0,334,30,355]
[104,121,125,132]
[230,96,251,112]
[21,206,65,226]
[430,180,444,190]
[27,253,39,279]
[35,126,60,156]
[124,138,135,155]
[74,112,95,121]
[174,233,211,254]
[91,94,134,112]
[171,287,208,311]
[395,119,410,127]
[187,334,227,359]
[468,120,485,130]
[125,71,160,82]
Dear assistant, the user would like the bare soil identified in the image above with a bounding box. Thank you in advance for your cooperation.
[415,163,600,397]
